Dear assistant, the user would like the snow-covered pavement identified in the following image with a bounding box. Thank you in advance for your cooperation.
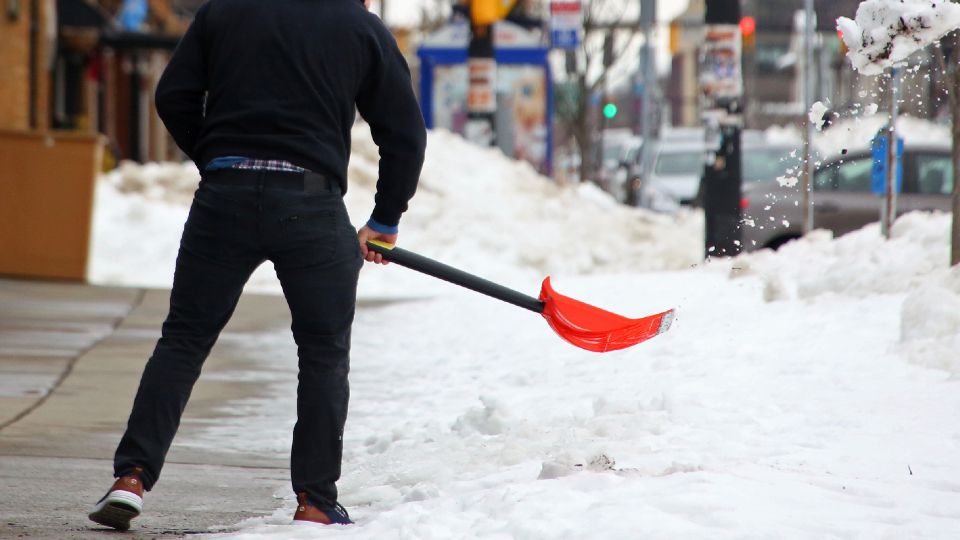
[190,232,960,539]
[88,127,960,538]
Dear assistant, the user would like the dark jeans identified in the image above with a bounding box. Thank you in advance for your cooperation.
[114,168,362,507]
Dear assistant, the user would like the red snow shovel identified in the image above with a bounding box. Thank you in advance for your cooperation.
[366,240,674,353]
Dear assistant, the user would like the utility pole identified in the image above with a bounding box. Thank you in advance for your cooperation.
[701,0,743,257]
[466,2,500,147]
[638,0,657,188]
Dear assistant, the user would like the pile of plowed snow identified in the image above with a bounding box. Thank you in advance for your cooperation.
[89,126,703,297]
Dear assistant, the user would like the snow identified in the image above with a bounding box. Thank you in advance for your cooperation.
[87,127,960,539]
[812,113,950,161]
[808,101,829,131]
[89,127,703,300]
[837,0,960,76]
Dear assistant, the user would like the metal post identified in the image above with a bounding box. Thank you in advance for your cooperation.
[882,68,899,239]
[801,0,816,234]
[639,0,656,184]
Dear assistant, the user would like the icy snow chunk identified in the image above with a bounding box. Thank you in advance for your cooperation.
[452,396,510,436]
[402,482,441,502]
[809,101,829,130]
[838,0,960,75]
[538,453,616,479]
[777,176,799,188]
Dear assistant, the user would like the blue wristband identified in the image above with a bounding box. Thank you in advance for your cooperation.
[366,218,398,235]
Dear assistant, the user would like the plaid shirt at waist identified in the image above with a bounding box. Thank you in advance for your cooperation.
[232,159,306,173]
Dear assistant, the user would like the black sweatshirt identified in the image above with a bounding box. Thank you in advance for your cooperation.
[155,0,426,227]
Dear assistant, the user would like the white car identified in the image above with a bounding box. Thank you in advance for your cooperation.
[595,135,643,203]
[632,139,706,211]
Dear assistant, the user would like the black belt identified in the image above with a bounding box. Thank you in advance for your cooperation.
[202,168,340,194]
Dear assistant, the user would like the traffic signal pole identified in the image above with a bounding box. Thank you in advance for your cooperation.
[702,0,744,257]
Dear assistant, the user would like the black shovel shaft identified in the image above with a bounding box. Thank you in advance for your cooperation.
[366,241,545,314]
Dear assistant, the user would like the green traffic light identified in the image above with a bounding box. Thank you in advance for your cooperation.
[602,103,618,119]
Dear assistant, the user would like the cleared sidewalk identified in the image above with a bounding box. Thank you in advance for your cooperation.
[0,278,296,539]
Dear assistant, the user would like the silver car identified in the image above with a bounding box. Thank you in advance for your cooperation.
[629,139,707,211]
[741,143,954,251]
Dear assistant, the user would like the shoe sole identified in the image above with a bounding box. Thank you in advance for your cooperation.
[89,490,143,531]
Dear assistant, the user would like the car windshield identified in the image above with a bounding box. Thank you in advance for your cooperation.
[655,151,703,175]
[743,147,803,183]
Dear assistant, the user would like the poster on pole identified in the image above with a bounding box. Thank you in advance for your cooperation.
[467,57,497,114]
[550,1,581,50]
[700,24,742,125]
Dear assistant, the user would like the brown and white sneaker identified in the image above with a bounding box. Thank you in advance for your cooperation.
[88,467,145,531]
[292,492,353,525]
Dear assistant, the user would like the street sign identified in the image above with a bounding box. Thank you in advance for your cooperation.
[550,1,581,50]
[871,132,904,195]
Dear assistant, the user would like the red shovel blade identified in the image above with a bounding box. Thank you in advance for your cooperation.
[538,277,674,353]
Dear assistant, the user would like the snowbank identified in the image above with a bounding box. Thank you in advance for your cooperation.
[88,126,703,298]
[731,207,958,375]
[901,264,960,374]
[837,0,960,75]
[731,211,951,301]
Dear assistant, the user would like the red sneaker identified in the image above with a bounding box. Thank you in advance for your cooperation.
[88,467,144,531]
[292,492,353,525]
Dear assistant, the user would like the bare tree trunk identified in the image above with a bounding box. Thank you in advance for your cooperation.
[574,72,595,182]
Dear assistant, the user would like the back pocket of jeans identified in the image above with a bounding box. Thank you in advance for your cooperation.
[182,189,244,258]
[275,208,338,264]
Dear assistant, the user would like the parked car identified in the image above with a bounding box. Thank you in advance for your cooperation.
[627,131,799,213]
[628,138,707,210]
[595,134,643,203]
[742,144,954,251]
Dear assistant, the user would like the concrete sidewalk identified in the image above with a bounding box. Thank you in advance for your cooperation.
[0,278,297,539]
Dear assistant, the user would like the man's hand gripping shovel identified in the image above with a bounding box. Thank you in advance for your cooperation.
[366,240,674,353]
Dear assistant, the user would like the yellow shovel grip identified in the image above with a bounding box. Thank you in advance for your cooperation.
[366,239,396,250]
